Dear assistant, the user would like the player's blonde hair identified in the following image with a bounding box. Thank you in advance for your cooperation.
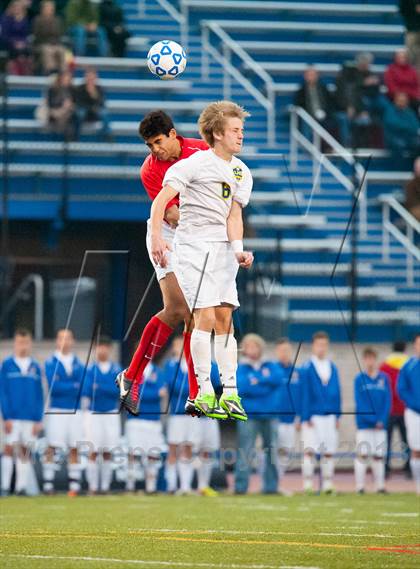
[198,101,250,147]
[241,333,266,351]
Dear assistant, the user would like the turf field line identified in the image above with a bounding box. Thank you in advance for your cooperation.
[382,513,419,517]
[367,547,420,555]
[153,535,357,549]
[0,554,321,569]
[126,528,396,539]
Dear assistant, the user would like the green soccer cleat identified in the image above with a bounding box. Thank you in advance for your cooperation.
[220,393,248,421]
[194,393,228,420]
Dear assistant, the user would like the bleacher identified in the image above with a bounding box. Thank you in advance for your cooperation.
[1,0,418,342]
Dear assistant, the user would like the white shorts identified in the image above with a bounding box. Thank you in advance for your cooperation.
[167,415,201,446]
[405,408,420,451]
[146,219,176,281]
[4,420,37,446]
[85,413,121,452]
[197,418,221,452]
[356,429,387,458]
[278,422,296,451]
[174,240,239,310]
[302,415,338,455]
[45,409,85,450]
[126,419,166,457]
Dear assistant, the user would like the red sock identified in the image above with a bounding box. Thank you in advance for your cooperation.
[183,331,199,400]
[126,316,173,384]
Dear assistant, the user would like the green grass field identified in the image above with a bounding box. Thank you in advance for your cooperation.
[1,493,419,568]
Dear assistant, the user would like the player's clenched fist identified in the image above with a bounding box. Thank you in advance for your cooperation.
[235,251,254,269]
[151,234,172,267]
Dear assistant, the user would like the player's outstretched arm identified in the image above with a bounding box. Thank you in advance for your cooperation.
[227,201,253,269]
[150,184,179,267]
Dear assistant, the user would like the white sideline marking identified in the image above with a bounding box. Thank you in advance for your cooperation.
[382,512,419,517]
[0,555,321,569]
[126,527,392,539]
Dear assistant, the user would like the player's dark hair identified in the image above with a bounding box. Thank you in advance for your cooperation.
[413,333,420,342]
[98,335,112,346]
[275,337,290,346]
[312,331,329,342]
[14,327,32,338]
[393,340,406,352]
[363,346,377,358]
[139,110,175,140]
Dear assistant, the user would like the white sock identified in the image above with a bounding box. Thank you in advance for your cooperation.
[100,460,113,492]
[214,333,238,396]
[87,460,99,493]
[354,457,368,491]
[178,460,193,493]
[278,450,289,482]
[166,462,177,493]
[1,455,14,493]
[15,457,30,493]
[321,458,335,491]
[68,463,82,492]
[42,461,55,492]
[302,454,314,490]
[145,459,160,494]
[191,330,213,395]
[198,457,213,491]
[372,458,385,492]
[410,458,420,494]
[126,459,136,492]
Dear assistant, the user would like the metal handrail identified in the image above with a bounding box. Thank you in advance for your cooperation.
[0,273,44,340]
[201,21,276,144]
[139,0,187,46]
[381,195,420,287]
[289,105,368,238]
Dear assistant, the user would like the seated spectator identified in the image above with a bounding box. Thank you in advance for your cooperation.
[46,70,77,139]
[65,0,108,57]
[335,53,382,147]
[0,0,31,75]
[385,48,420,112]
[399,0,420,69]
[32,0,66,74]
[75,68,111,140]
[99,0,130,58]
[405,156,420,220]
[382,91,420,162]
[293,66,335,138]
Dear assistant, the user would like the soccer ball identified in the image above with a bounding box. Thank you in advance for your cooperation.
[147,40,187,80]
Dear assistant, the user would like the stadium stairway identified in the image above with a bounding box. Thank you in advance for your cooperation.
[1,0,418,341]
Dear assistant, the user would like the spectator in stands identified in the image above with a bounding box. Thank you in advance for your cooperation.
[0,329,43,496]
[99,0,129,58]
[399,0,420,69]
[385,49,420,112]
[293,66,335,137]
[46,69,77,139]
[235,334,279,495]
[0,0,32,75]
[75,68,111,140]
[405,156,420,220]
[382,91,420,162]
[380,341,410,477]
[65,0,108,57]
[32,0,66,75]
[335,53,382,147]
[83,336,121,495]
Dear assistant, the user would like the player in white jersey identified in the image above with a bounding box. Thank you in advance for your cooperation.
[150,101,254,420]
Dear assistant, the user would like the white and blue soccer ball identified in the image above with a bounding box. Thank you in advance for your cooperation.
[147,40,187,80]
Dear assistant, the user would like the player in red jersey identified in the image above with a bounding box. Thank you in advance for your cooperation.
[117,110,208,415]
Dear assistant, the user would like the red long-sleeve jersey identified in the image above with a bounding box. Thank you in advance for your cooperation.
[140,136,208,211]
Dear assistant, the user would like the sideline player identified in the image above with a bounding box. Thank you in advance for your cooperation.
[83,336,122,495]
[43,329,84,496]
[150,100,254,420]
[301,331,341,494]
[398,334,420,494]
[354,347,391,493]
[0,329,43,496]
[117,110,208,415]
